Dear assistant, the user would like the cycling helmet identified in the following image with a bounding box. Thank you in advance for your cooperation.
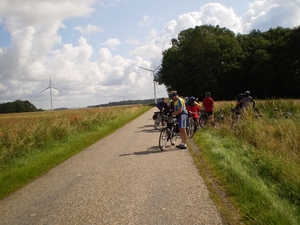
[244,91,250,96]
[205,92,211,96]
[168,91,177,98]
[189,96,195,101]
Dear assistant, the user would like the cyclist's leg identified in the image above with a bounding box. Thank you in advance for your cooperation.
[207,112,215,128]
[177,114,188,148]
[193,118,197,131]
[195,117,200,129]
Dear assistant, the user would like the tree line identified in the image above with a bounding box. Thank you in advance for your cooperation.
[156,25,300,100]
[0,100,39,114]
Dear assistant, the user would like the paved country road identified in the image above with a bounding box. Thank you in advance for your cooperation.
[0,107,223,225]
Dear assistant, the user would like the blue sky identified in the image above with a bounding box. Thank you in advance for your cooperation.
[0,0,299,110]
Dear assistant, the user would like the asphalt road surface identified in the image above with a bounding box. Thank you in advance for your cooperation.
[0,107,223,225]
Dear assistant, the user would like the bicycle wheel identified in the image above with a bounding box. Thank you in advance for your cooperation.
[214,110,224,129]
[154,113,163,130]
[186,118,195,138]
[154,118,159,130]
[170,127,180,146]
[159,128,170,151]
[231,114,240,130]
[199,116,207,128]
[157,119,166,131]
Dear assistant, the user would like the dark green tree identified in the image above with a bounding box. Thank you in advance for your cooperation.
[157,24,299,100]
[157,25,243,100]
[0,100,38,114]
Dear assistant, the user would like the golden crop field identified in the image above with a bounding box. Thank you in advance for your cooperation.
[0,105,148,166]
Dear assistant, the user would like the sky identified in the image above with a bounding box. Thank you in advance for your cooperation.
[0,0,299,110]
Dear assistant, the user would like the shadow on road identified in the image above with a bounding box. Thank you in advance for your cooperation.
[136,124,160,134]
[119,146,182,157]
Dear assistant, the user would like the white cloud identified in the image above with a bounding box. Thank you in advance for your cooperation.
[101,38,121,50]
[138,15,152,26]
[242,0,300,32]
[0,0,299,109]
[0,0,95,31]
[125,37,140,46]
[73,24,103,35]
[172,3,242,34]
[98,0,123,8]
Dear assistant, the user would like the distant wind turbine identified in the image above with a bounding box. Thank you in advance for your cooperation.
[40,74,61,111]
[137,64,161,104]
[27,94,37,104]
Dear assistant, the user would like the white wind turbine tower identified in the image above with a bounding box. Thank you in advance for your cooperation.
[40,74,61,111]
[137,64,161,104]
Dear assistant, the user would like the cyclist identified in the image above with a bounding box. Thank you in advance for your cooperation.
[156,97,169,114]
[202,92,215,128]
[236,93,244,109]
[168,91,188,149]
[187,96,200,130]
[232,93,244,115]
[242,91,255,110]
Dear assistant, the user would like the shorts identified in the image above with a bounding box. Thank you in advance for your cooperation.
[206,111,213,116]
[177,113,188,129]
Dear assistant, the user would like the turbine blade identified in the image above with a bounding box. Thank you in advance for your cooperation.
[153,64,161,72]
[137,66,153,72]
[52,87,62,92]
[40,86,50,93]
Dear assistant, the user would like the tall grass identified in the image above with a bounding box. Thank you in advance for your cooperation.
[0,106,145,167]
[193,99,300,224]
[0,105,152,199]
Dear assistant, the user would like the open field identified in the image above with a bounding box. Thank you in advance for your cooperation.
[1,99,300,224]
[192,99,300,224]
[0,104,152,199]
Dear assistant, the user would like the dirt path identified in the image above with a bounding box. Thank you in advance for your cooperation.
[0,107,223,225]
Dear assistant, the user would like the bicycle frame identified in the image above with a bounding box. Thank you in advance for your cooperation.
[154,110,168,130]
[187,113,197,138]
[230,107,242,130]
[199,109,208,128]
[159,116,180,151]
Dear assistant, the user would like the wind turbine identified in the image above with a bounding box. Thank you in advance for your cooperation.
[40,74,61,111]
[27,94,37,104]
[137,64,161,104]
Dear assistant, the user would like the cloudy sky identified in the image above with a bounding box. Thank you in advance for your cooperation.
[0,0,299,109]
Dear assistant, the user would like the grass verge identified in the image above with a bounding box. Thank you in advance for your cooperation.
[191,129,299,225]
[0,105,151,200]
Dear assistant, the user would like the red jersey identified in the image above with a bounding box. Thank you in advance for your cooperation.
[187,104,200,118]
[202,97,214,112]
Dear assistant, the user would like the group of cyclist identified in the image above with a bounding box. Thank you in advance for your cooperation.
[155,90,255,149]
[232,91,256,114]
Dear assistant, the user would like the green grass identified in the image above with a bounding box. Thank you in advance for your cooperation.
[192,99,300,225]
[0,105,151,199]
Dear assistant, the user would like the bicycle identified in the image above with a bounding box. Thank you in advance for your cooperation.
[199,109,208,128]
[199,109,220,128]
[153,110,168,130]
[230,107,242,130]
[159,115,180,151]
[273,108,295,119]
[214,108,224,128]
[186,112,197,138]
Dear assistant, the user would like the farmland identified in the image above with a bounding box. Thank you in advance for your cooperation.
[192,99,300,224]
[0,104,152,199]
